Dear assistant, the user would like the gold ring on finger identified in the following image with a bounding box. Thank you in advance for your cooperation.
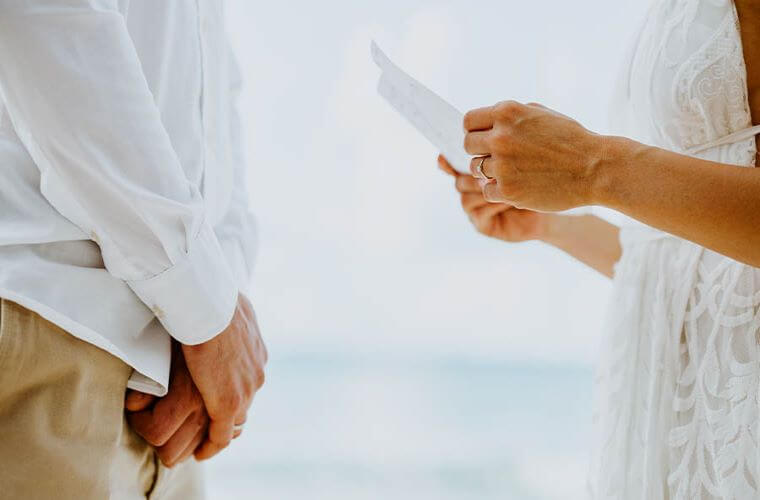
[476,156,493,180]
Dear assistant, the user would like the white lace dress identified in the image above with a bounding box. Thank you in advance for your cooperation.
[589,1,760,499]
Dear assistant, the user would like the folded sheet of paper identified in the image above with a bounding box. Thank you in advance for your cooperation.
[371,41,470,174]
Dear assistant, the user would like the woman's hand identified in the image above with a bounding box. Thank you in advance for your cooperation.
[463,101,604,211]
[438,155,548,242]
[438,154,622,277]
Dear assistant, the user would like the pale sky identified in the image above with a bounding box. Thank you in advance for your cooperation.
[213,2,658,498]
[225,0,653,365]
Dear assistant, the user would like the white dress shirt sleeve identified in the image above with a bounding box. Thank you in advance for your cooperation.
[215,44,258,292]
[0,0,238,345]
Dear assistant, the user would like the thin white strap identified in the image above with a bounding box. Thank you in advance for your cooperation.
[685,124,760,155]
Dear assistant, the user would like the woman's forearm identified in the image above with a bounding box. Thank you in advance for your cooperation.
[461,102,760,267]
[593,138,760,268]
[539,214,621,278]
[592,1,760,268]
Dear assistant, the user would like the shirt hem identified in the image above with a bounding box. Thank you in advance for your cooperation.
[0,287,169,396]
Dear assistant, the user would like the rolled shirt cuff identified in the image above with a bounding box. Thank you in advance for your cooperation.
[219,237,252,293]
[127,223,239,345]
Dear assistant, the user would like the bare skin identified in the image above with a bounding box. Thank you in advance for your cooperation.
[125,293,267,465]
[453,5,760,273]
[182,294,267,460]
[439,156,621,278]
[126,343,211,468]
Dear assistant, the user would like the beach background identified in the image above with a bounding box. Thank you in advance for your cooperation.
[207,355,594,499]
[210,0,653,497]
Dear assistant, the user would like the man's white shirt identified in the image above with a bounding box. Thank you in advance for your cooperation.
[0,0,257,395]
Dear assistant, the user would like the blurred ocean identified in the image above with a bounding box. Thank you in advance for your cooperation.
[206,354,594,499]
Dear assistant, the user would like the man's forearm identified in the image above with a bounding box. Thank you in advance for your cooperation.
[0,2,239,343]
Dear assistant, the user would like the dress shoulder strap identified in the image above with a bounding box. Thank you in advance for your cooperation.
[685,124,760,155]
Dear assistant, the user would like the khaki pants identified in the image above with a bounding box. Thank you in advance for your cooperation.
[0,298,205,499]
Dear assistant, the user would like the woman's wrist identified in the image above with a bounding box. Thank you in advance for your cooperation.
[539,135,638,244]
[538,213,593,248]
[537,213,567,246]
[537,212,622,278]
[586,135,645,208]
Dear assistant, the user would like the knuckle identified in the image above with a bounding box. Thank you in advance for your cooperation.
[223,392,244,414]
[192,392,204,411]
[211,436,231,450]
[494,100,522,121]
[156,449,175,468]
[499,179,521,202]
[189,410,206,430]
[260,342,269,365]
[485,134,498,151]
[489,158,505,178]
[483,182,507,203]
[488,131,511,154]
[463,111,475,131]
[463,134,472,152]
[144,425,171,447]
[156,399,179,420]
[253,366,266,390]
[241,380,254,401]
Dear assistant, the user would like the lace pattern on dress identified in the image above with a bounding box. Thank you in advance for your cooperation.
[672,8,752,155]
[589,1,760,499]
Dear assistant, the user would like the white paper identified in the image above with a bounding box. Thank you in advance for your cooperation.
[371,41,470,174]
